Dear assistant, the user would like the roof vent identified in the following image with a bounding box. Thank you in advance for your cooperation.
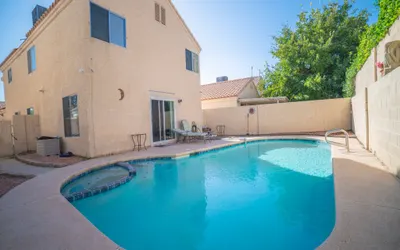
[216,76,228,82]
[32,5,47,26]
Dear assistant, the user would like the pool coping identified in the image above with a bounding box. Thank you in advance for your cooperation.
[1,136,400,250]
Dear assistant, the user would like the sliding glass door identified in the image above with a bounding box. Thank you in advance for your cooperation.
[151,99,175,143]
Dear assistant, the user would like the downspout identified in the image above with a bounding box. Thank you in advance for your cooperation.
[246,113,249,136]
[257,105,259,135]
[89,57,97,157]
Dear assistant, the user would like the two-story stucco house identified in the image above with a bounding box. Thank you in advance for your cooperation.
[0,0,202,158]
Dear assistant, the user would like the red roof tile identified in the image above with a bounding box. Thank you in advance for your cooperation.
[200,77,260,100]
[26,0,62,38]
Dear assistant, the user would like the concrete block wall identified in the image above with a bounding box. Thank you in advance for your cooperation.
[203,98,351,136]
[351,17,400,176]
[0,121,13,157]
[368,68,400,175]
[351,91,367,147]
[376,18,400,82]
[12,115,41,154]
[355,54,375,95]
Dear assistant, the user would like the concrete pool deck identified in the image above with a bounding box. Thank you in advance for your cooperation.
[0,136,400,249]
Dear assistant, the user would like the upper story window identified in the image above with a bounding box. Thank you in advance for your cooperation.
[161,6,166,25]
[90,3,126,48]
[7,68,12,83]
[155,3,166,25]
[62,94,80,137]
[27,46,36,74]
[155,3,160,22]
[185,49,199,73]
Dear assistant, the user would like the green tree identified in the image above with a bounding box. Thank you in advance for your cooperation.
[344,0,400,97]
[259,1,369,101]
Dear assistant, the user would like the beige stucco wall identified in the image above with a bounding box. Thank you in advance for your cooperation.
[258,98,351,134]
[89,0,202,156]
[204,98,351,135]
[1,0,92,156]
[203,105,258,135]
[1,0,202,157]
[201,97,238,110]
[238,82,259,99]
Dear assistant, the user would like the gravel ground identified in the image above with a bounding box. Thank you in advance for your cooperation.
[0,174,32,197]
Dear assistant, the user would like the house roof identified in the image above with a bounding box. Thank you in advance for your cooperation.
[0,101,5,110]
[0,0,67,70]
[26,0,63,38]
[0,49,17,69]
[200,77,260,101]
[167,0,201,51]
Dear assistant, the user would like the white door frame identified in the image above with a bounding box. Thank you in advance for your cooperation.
[149,97,177,146]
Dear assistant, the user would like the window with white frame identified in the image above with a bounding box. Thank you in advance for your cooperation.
[90,3,126,48]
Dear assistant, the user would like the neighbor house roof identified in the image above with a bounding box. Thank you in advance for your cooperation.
[200,77,260,101]
[0,101,5,110]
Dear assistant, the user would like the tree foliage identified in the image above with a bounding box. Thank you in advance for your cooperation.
[344,0,400,97]
[259,1,369,101]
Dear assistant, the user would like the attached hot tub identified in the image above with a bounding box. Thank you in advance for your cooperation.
[61,162,136,202]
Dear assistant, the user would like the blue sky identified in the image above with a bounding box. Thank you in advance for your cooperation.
[0,0,377,101]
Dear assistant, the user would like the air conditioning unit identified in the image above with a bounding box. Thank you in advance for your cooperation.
[32,5,47,26]
[36,137,60,156]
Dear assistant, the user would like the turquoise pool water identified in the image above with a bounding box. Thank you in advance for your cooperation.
[73,139,335,250]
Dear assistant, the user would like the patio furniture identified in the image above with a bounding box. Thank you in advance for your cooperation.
[181,120,201,133]
[172,128,188,143]
[174,122,212,143]
[202,126,212,133]
[216,125,225,136]
[131,133,147,151]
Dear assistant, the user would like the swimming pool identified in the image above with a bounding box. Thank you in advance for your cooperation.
[72,139,335,250]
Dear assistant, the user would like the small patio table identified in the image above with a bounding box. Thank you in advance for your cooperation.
[131,133,147,151]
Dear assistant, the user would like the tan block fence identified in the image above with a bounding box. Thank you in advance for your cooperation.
[352,68,400,176]
[351,18,400,176]
[203,98,352,136]
[0,120,13,157]
[0,115,40,157]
